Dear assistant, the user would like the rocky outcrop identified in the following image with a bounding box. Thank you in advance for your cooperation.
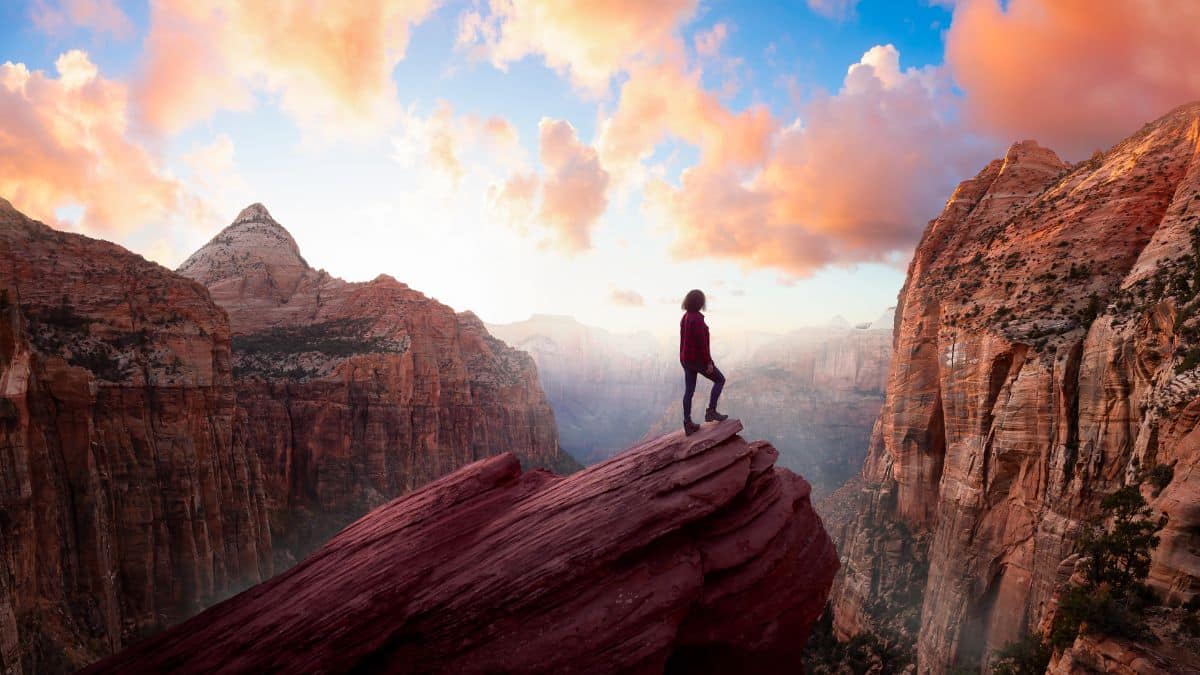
[830,103,1200,672]
[85,420,838,675]
[178,204,570,566]
[0,199,272,673]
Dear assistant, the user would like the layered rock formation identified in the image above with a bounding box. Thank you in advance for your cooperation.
[178,204,570,566]
[0,199,271,673]
[830,103,1200,672]
[85,420,838,675]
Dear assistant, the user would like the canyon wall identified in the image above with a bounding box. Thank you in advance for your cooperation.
[829,103,1200,673]
[0,199,272,673]
[178,204,570,566]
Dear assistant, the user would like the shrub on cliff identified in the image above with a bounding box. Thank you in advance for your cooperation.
[1049,485,1165,648]
[990,633,1051,675]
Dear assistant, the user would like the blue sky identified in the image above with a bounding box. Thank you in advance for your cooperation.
[2,1,1194,335]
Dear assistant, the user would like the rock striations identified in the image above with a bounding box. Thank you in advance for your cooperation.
[84,420,838,675]
[829,102,1200,672]
[0,199,272,673]
[177,204,569,567]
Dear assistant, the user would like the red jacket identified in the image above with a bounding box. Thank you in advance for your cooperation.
[680,310,712,367]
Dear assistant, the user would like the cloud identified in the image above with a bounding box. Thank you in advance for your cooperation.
[806,0,859,21]
[693,23,729,58]
[645,44,994,276]
[489,171,539,227]
[945,0,1200,158]
[610,288,645,306]
[136,0,438,139]
[536,118,610,252]
[597,60,774,179]
[393,102,527,187]
[30,0,133,38]
[456,0,697,95]
[0,50,197,236]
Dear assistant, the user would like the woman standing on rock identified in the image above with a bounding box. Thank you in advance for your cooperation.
[680,289,728,435]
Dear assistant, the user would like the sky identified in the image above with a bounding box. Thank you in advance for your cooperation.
[2,1,1199,336]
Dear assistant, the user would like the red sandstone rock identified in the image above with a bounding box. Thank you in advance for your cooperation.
[830,102,1200,673]
[84,419,838,674]
[177,204,569,567]
[0,199,272,673]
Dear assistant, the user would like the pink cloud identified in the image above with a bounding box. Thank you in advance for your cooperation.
[806,0,859,21]
[456,0,697,95]
[537,118,610,252]
[693,23,729,58]
[136,0,437,138]
[946,0,1200,158]
[30,0,133,38]
[0,50,194,236]
[646,45,993,275]
[597,60,774,178]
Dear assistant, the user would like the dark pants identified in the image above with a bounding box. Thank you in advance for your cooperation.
[682,363,725,421]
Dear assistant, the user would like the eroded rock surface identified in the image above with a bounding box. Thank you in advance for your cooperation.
[829,103,1200,672]
[0,199,272,673]
[85,420,838,675]
[178,204,570,566]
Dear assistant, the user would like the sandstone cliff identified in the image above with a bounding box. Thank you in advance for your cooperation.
[178,204,570,566]
[829,103,1200,673]
[84,420,838,674]
[0,199,272,673]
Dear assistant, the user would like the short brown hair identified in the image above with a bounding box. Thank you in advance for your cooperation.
[681,289,705,312]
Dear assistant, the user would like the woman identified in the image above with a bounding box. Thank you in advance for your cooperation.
[679,289,728,435]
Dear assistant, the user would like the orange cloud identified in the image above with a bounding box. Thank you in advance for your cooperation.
[537,118,610,252]
[646,45,993,275]
[946,0,1200,158]
[597,60,774,178]
[0,50,193,235]
[456,0,696,95]
[30,0,133,38]
[137,0,437,138]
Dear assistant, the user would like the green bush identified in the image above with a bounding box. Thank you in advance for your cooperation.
[991,633,1051,675]
[1048,485,1164,649]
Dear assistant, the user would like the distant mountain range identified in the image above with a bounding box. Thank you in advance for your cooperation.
[490,308,894,494]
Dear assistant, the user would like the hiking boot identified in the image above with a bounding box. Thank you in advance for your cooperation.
[683,420,700,436]
[705,408,728,422]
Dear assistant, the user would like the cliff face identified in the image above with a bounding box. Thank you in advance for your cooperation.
[84,420,839,675]
[178,204,568,566]
[0,200,272,673]
[830,103,1200,672]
